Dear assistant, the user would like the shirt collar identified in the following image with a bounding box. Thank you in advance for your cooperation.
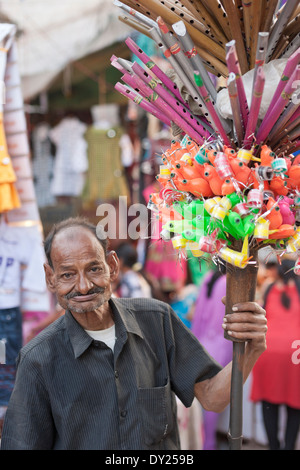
[65,297,144,358]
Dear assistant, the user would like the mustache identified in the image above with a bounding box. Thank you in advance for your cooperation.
[65,286,105,300]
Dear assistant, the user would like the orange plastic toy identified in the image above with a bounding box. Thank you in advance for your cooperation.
[229,156,253,187]
[260,145,275,166]
[269,175,289,196]
[203,163,223,195]
[175,178,213,198]
[265,197,283,230]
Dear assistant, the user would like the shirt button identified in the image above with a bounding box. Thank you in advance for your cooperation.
[114,370,119,378]
[120,410,127,418]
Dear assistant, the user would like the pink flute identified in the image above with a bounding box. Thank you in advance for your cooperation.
[131,61,212,141]
[111,57,127,74]
[125,36,187,106]
[226,41,249,131]
[114,82,171,126]
[263,47,300,123]
[243,66,265,149]
[255,65,300,145]
[121,72,206,143]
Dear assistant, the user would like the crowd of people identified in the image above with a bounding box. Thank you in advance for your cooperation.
[0,218,299,450]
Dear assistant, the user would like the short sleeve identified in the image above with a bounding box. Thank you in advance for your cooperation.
[165,305,222,407]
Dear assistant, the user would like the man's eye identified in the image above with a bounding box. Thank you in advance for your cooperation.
[90,266,102,273]
[62,273,73,279]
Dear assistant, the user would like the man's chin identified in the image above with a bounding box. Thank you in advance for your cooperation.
[65,295,111,314]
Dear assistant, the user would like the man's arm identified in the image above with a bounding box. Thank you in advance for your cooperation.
[194,301,267,412]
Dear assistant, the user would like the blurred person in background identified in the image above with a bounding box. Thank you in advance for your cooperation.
[115,242,152,299]
[250,258,300,450]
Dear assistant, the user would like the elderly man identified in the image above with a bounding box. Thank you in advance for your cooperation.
[1,217,267,450]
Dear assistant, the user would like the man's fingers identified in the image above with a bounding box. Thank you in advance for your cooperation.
[231,302,266,316]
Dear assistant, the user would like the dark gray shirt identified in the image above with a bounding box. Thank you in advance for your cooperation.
[1,297,222,450]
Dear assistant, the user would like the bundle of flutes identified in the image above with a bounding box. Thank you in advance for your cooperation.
[112,0,300,156]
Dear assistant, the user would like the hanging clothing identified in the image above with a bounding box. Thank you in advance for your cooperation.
[0,220,49,405]
[32,123,55,207]
[0,113,20,213]
[49,117,88,197]
[0,31,21,214]
[0,222,46,309]
[82,126,130,202]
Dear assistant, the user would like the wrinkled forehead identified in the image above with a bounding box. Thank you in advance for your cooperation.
[51,226,106,263]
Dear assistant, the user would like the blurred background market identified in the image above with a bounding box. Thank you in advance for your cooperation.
[0,0,299,450]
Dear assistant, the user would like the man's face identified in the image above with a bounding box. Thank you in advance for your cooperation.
[45,227,118,315]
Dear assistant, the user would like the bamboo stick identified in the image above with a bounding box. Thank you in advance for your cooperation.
[200,0,232,41]
[123,0,226,62]
[266,0,299,62]
[270,111,300,146]
[242,0,253,53]
[272,35,290,59]
[114,0,158,29]
[222,0,249,74]
[283,13,300,39]
[156,0,210,35]
[281,32,300,58]
[260,0,268,29]
[180,0,229,45]
[250,0,263,68]
[195,46,229,77]
[118,15,152,38]
[261,0,278,32]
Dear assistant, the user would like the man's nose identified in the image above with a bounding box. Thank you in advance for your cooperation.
[76,273,93,293]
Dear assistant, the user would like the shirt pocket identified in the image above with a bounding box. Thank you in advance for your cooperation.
[137,379,175,448]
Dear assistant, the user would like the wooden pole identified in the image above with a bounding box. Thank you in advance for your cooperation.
[225,243,258,450]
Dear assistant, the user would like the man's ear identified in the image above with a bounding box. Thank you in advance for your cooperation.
[107,251,120,282]
[44,263,56,293]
